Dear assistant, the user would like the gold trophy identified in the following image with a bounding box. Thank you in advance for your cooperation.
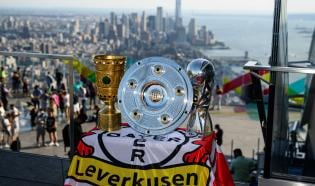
[94,55,126,131]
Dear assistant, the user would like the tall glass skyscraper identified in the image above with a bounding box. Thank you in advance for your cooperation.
[175,0,182,28]
[156,7,163,32]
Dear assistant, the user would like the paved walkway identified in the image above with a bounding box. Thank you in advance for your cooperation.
[14,121,96,158]
[210,106,264,159]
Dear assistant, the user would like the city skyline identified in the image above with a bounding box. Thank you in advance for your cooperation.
[1,0,315,14]
[0,0,223,66]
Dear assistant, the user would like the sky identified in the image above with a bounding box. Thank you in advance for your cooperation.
[0,0,314,14]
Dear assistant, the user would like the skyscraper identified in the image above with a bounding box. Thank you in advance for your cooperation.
[176,27,186,42]
[175,0,182,28]
[164,16,175,32]
[110,12,117,26]
[156,7,163,32]
[140,11,147,32]
[70,19,80,36]
[188,18,196,43]
[148,16,156,32]
[130,13,140,35]
[104,19,110,37]
[121,14,130,39]
[117,24,126,38]
[22,21,30,39]
[99,20,105,39]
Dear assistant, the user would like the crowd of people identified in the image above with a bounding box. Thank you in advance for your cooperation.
[0,64,98,151]
[0,102,21,149]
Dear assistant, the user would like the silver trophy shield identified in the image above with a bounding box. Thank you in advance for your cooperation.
[118,57,193,135]
[186,58,215,136]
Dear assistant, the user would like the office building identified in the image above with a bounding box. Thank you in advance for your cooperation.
[175,0,182,28]
[110,12,117,26]
[148,15,155,32]
[188,18,196,43]
[140,11,147,32]
[156,7,163,32]
[70,19,80,35]
[99,20,105,39]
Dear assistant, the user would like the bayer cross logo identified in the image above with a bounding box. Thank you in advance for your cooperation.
[142,84,168,110]
[150,89,163,103]
[98,127,188,168]
[69,127,216,186]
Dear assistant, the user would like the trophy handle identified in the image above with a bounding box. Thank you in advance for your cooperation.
[187,106,197,136]
[203,109,213,136]
[187,106,214,136]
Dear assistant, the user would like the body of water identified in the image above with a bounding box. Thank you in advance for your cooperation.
[184,14,315,64]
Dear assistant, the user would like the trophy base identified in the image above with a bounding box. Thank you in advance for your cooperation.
[98,112,121,131]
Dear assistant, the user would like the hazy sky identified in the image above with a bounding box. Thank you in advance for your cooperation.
[0,0,314,14]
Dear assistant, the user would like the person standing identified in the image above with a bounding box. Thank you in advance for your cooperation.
[35,109,46,147]
[1,113,12,148]
[55,69,63,90]
[0,101,5,117]
[0,83,9,110]
[214,124,223,146]
[9,104,20,139]
[22,77,29,96]
[46,108,58,147]
[29,106,38,130]
[49,95,59,118]
[230,148,256,183]
[88,82,96,109]
[11,67,21,94]
[0,102,9,148]
[45,72,54,90]
[40,89,49,111]
[73,94,80,118]
[31,85,42,109]
[58,90,65,118]
[63,91,70,122]
[73,111,85,149]
[0,66,7,83]
[211,85,223,110]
